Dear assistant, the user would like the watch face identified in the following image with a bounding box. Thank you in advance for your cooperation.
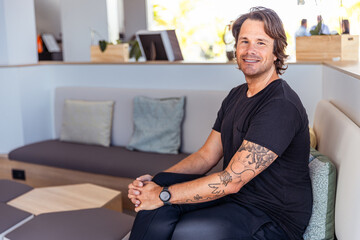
[160,190,171,202]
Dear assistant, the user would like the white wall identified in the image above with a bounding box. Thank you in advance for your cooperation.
[0,1,8,64]
[0,67,24,152]
[117,0,125,34]
[123,0,147,41]
[283,63,323,126]
[34,0,125,42]
[17,67,54,145]
[0,66,54,153]
[0,0,37,65]
[34,0,62,39]
[323,66,360,126]
[60,0,109,62]
[0,63,324,153]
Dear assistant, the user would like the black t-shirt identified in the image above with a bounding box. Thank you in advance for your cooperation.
[213,79,312,240]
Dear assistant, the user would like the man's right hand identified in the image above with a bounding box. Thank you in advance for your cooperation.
[128,174,153,207]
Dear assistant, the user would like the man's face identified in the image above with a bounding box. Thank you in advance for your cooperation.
[235,19,277,80]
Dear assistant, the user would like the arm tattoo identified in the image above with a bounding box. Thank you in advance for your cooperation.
[230,141,276,183]
[185,194,224,203]
[208,183,225,195]
[185,179,228,203]
[218,171,232,186]
[193,194,202,201]
[185,142,276,204]
[237,141,277,170]
[186,189,225,203]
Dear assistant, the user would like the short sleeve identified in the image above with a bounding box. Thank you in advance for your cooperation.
[212,87,237,132]
[213,102,225,132]
[244,100,301,156]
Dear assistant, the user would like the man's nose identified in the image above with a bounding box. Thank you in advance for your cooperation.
[246,42,257,54]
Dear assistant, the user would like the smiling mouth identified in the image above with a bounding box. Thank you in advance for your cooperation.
[243,59,260,63]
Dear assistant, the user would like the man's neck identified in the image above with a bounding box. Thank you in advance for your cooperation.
[246,68,279,98]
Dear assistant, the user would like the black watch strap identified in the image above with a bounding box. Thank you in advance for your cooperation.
[159,186,172,205]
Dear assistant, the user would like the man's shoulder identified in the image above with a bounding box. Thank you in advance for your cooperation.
[280,80,303,103]
[265,80,306,116]
[271,79,297,98]
[227,83,247,98]
[231,83,247,92]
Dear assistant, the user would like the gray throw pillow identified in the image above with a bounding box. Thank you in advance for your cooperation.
[60,99,114,147]
[303,148,336,240]
[127,96,185,154]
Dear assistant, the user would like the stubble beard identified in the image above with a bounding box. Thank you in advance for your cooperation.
[237,56,275,82]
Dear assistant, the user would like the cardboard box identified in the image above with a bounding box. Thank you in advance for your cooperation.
[90,44,129,62]
[296,35,359,61]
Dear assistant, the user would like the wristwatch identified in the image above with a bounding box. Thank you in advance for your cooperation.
[159,186,172,205]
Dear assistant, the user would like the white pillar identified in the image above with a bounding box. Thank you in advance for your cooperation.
[0,0,38,65]
[123,0,147,41]
[61,0,115,62]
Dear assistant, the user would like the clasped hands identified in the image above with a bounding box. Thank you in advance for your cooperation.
[128,174,164,212]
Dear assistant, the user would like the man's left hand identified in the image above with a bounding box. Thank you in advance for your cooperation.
[134,181,164,212]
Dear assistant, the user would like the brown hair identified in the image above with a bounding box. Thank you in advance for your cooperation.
[232,7,288,75]
[342,19,350,34]
[301,19,307,26]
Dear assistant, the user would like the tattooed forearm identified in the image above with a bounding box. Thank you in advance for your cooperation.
[184,141,277,204]
[185,191,226,203]
[185,172,231,203]
[218,171,232,186]
[208,183,225,195]
[194,194,202,201]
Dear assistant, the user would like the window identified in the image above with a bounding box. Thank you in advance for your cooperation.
[147,0,360,62]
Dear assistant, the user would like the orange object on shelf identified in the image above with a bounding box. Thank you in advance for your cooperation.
[37,35,43,53]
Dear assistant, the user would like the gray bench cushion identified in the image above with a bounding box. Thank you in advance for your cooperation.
[9,140,189,179]
[0,203,33,235]
[0,180,32,203]
[5,208,134,240]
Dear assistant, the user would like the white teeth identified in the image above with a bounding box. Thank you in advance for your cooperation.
[244,60,258,63]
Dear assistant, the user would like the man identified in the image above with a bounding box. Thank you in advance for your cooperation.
[128,7,312,240]
[295,19,311,37]
[310,15,330,35]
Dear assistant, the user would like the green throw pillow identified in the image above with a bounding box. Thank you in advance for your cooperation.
[127,96,185,154]
[303,148,336,240]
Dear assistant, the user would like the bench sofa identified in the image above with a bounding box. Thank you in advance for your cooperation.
[312,100,360,240]
[2,86,359,239]
[1,87,226,210]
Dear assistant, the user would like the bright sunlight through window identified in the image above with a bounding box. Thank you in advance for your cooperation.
[147,0,360,62]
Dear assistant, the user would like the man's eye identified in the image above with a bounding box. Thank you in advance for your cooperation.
[258,42,265,45]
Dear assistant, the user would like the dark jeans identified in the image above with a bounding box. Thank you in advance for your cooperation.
[129,172,289,240]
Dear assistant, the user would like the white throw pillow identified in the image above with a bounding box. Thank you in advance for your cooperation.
[60,99,114,147]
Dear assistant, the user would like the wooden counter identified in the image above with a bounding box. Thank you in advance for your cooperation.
[1,60,358,80]
[324,61,360,80]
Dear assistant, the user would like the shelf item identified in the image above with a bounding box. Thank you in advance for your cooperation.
[296,35,359,61]
[90,44,129,63]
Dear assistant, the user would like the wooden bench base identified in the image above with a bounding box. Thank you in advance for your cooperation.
[0,157,134,211]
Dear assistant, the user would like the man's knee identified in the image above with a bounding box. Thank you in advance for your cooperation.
[130,206,181,240]
[172,217,239,240]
